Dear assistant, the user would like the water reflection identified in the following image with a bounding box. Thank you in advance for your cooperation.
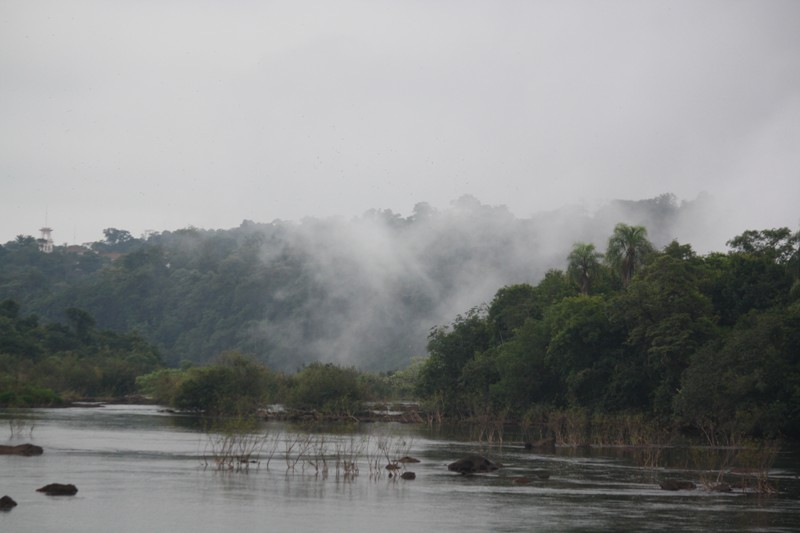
[1,405,799,533]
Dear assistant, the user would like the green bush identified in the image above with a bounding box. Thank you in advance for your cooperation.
[0,384,63,407]
[135,368,186,405]
[172,352,280,415]
[288,362,364,414]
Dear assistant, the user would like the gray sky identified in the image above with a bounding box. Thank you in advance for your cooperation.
[2,0,798,248]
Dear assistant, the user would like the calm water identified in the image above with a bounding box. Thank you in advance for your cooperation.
[2,405,799,532]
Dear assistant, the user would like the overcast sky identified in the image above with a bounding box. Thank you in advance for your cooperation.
[2,0,798,247]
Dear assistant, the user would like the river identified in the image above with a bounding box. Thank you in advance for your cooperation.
[2,405,799,532]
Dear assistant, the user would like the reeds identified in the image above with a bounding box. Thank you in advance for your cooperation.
[471,407,508,449]
[689,439,780,494]
[203,415,273,472]
[7,409,35,439]
[277,432,415,480]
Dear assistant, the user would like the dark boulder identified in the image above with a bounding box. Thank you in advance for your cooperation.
[448,455,500,475]
[400,472,416,480]
[36,483,78,496]
[0,495,17,510]
[397,456,421,464]
[0,443,43,456]
[659,479,696,491]
[524,438,555,450]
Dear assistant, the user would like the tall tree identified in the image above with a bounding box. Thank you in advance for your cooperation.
[567,243,603,295]
[606,223,653,287]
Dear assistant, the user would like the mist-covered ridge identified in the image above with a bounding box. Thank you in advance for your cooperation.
[0,193,750,371]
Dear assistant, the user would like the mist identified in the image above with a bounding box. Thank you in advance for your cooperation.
[2,0,798,370]
[242,193,724,371]
[2,1,799,250]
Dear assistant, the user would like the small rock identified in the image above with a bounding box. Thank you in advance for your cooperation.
[524,438,555,450]
[397,456,421,464]
[448,455,500,475]
[401,472,416,480]
[0,444,43,456]
[36,483,78,496]
[659,479,696,491]
[0,495,17,510]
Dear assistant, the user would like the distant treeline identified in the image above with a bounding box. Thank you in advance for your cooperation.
[416,226,800,441]
[0,194,714,372]
[0,302,415,412]
[0,300,162,405]
[2,215,798,443]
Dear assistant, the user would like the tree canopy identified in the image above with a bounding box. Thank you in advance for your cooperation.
[417,226,800,440]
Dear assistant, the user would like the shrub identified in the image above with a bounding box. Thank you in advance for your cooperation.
[288,363,364,415]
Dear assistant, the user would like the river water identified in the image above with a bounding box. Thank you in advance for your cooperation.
[2,405,799,532]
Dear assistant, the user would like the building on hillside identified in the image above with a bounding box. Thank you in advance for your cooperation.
[38,227,54,253]
[65,244,89,255]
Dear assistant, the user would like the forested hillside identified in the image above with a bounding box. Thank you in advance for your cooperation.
[0,194,728,371]
[417,226,800,439]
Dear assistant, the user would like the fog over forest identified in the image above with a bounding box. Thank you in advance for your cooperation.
[234,193,717,370]
[0,191,793,371]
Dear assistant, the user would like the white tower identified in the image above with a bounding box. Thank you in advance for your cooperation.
[39,227,54,253]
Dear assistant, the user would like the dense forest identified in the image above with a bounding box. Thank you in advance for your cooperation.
[417,225,800,440]
[0,299,162,404]
[0,194,710,372]
[2,195,799,442]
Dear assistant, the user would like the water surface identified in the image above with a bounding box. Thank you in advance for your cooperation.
[2,405,799,532]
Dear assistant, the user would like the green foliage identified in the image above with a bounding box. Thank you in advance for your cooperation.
[606,223,654,287]
[544,295,620,408]
[0,383,63,407]
[567,243,604,295]
[491,317,553,411]
[173,352,281,415]
[356,360,423,402]
[416,308,491,416]
[726,227,800,264]
[676,305,800,440]
[0,300,162,403]
[415,225,800,441]
[611,245,716,414]
[487,284,538,343]
[288,362,364,414]
[0,196,698,373]
[135,368,186,405]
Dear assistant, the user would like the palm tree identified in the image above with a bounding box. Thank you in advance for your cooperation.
[606,223,653,287]
[567,243,602,295]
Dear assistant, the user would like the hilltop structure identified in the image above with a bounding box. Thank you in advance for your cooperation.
[38,227,54,253]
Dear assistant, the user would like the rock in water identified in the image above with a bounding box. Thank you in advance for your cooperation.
[401,472,416,480]
[36,483,78,496]
[0,443,44,456]
[448,455,500,475]
[524,438,555,450]
[0,495,17,510]
[659,479,696,491]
